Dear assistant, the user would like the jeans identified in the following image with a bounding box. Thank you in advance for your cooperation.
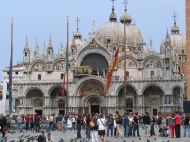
[124,125,129,137]
[77,124,82,138]
[86,126,90,139]
[107,125,113,136]
[49,121,53,131]
[133,125,139,136]
[16,122,22,131]
[184,125,190,137]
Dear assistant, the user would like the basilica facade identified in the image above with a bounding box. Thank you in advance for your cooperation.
[6,4,186,116]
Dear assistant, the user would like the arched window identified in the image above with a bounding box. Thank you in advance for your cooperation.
[150,71,154,79]
[61,73,64,79]
[33,99,43,107]
[25,52,27,57]
[58,100,65,109]
[38,74,41,80]
[126,99,133,108]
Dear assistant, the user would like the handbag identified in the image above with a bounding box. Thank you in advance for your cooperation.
[2,126,8,132]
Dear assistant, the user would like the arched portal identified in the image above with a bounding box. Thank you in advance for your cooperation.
[87,97,101,114]
[26,88,44,115]
[118,85,137,112]
[143,85,164,115]
[81,53,109,76]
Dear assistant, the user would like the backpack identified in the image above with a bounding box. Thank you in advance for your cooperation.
[157,117,162,125]
[35,116,40,122]
[38,135,42,142]
[117,115,123,124]
[89,119,95,128]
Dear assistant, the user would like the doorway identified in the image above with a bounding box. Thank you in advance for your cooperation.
[153,109,157,116]
[35,110,42,115]
[59,110,65,115]
[91,105,99,114]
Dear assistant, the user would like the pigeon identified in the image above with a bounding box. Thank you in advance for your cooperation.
[147,139,150,142]
[139,137,142,140]
[123,140,126,142]
[154,137,157,140]
[132,141,134,142]
[167,141,170,142]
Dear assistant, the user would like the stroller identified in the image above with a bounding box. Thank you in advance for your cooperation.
[159,124,168,137]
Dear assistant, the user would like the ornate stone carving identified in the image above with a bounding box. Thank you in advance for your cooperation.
[143,58,161,68]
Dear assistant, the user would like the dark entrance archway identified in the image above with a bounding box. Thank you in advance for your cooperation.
[118,85,137,112]
[143,85,164,115]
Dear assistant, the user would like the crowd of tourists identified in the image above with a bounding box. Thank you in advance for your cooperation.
[0,111,189,142]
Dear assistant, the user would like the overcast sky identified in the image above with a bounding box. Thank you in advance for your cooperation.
[0,0,185,81]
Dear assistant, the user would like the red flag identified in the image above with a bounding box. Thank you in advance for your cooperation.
[104,48,119,95]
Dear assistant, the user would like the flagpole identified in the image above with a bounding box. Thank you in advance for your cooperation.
[123,2,127,111]
[9,17,14,114]
[66,16,69,113]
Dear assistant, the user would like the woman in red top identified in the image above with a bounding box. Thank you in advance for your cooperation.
[174,112,181,138]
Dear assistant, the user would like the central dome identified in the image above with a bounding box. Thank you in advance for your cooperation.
[95,22,124,46]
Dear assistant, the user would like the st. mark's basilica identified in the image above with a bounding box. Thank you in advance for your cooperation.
[3,2,186,115]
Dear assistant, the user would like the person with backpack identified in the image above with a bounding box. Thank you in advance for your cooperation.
[34,114,41,133]
[76,114,83,139]
[29,114,34,132]
[38,130,46,142]
[97,113,106,142]
[132,112,140,137]
[114,111,123,139]
[107,114,114,137]
[143,112,151,137]
[90,113,99,142]
[24,114,29,130]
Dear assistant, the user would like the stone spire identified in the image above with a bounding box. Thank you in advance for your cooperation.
[48,34,53,49]
[34,39,40,59]
[59,43,63,55]
[24,35,29,51]
[42,42,47,60]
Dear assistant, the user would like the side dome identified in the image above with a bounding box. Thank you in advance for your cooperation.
[120,12,132,24]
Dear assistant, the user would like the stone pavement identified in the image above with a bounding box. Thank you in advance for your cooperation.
[0,126,190,142]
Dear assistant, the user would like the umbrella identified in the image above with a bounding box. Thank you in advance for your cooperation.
[67,112,76,115]
[32,112,37,115]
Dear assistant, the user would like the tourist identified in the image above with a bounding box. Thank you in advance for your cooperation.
[0,113,7,137]
[174,112,181,138]
[76,114,83,138]
[34,114,41,133]
[29,114,34,132]
[24,114,29,130]
[47,131,54,142]
[183,113,190,137]
[143,112,151,137]
[132,112,140,137]
[97,113,106,142]
[85,114,91,140]
[123,112,129,137]
[71,115,76,131]
[16,114,23,132]
[57,114,63,131]
[115,111,123,138]
[107,114,114,137]
[168,113,175,138]
[90,113,99,142]
[128,112,133,136]
[38,130,46,142]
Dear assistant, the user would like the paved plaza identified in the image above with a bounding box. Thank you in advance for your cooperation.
[0,125,190,142]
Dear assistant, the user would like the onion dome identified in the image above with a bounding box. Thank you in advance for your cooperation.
[74,31,82,39]
[109,6,117,22]
[120,12,132,24]
[160,12,186,55]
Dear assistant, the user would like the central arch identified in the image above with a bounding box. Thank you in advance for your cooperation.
[143,85,164,115]
[117,85,137,112]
